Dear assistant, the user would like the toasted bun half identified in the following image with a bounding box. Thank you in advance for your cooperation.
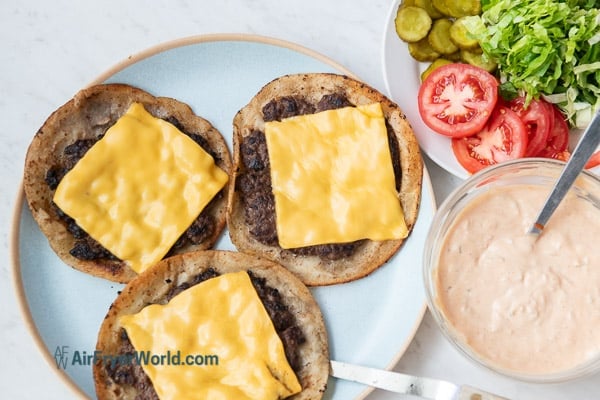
[227,73,423,286]
[23,84,231,283]
[93,250,329,400]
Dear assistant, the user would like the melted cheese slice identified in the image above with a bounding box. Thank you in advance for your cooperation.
[264,103,408,249]
[53,102,228,273]
[120,271,301,400]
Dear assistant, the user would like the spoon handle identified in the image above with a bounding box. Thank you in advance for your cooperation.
[530,110,600,235]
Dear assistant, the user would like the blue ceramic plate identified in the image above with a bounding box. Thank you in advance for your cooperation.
[13,34,435,399]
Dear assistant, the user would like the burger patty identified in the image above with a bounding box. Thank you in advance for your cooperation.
[104,268,306,400]
[236,93,403,260]
[43,116,224,263]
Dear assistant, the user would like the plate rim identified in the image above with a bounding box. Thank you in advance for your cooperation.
[10,32,434,400]
[90,33,358,86]
[11,188,89,398]
[380,0,470,180]
[381,0,600,180]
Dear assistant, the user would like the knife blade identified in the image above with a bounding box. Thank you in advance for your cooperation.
[330,360,509,400]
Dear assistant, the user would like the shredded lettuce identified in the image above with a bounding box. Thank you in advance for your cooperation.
[465,0,600,128]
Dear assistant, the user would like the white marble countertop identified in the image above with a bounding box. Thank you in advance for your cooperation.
[1,1,598,399]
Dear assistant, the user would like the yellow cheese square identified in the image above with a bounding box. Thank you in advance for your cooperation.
[120,271,301,400]
[264,103,408,249]
[53,102,228,273]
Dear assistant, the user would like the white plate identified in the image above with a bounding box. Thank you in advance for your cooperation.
[382,0,470,179]
[382,1,600,179]
[12,34,436,400]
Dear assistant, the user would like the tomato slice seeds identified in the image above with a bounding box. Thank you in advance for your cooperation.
[506,96,553,157]
[452,106,528,173]
[418,63,498,138]
[416,63,599,173]
[537,105,570,159]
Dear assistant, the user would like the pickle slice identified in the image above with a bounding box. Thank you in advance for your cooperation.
[421,58,453,81]
[431,0,452,16]
[428,19,459,55]
[414,0,444,19]
[400,0,418,7]
[444,0,481,18]
[395,6,433,43]
[408,38,441,62]
[431,0,481,18]
[445,51,463,61]
[449,17,480,50]
[461,49,497,72]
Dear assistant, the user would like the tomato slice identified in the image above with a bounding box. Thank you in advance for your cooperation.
[552,149,600,169]
[586,151,600,169]
[506,96,553,157]
[537,105,570,159]
[535,104,600,168]
[452,106,528,173]
[418,63,498,138]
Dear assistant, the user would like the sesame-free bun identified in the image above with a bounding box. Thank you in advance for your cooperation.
[23,84,232,283]
[93,250,329,400]
[227,73,423,286]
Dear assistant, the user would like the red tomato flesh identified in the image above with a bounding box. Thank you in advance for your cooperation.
[542,106,600,169]
[452,106,528,173]
[537,105,570,159]
[586,151,600,169]
[507,96,553,157]
[418,63,499,138]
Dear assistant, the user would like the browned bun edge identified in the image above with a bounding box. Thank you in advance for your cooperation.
[93,250,329,400]
[227,73,423,286]
[22,83,232,283]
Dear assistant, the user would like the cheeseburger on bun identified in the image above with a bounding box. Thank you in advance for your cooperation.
[228,73,422,286]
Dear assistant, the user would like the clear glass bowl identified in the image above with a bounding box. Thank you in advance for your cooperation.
[423,158,600,383]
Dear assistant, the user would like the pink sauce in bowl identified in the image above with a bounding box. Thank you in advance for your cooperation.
[424,159,600,382]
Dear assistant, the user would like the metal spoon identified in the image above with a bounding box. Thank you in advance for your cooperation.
[529,109,600,235]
